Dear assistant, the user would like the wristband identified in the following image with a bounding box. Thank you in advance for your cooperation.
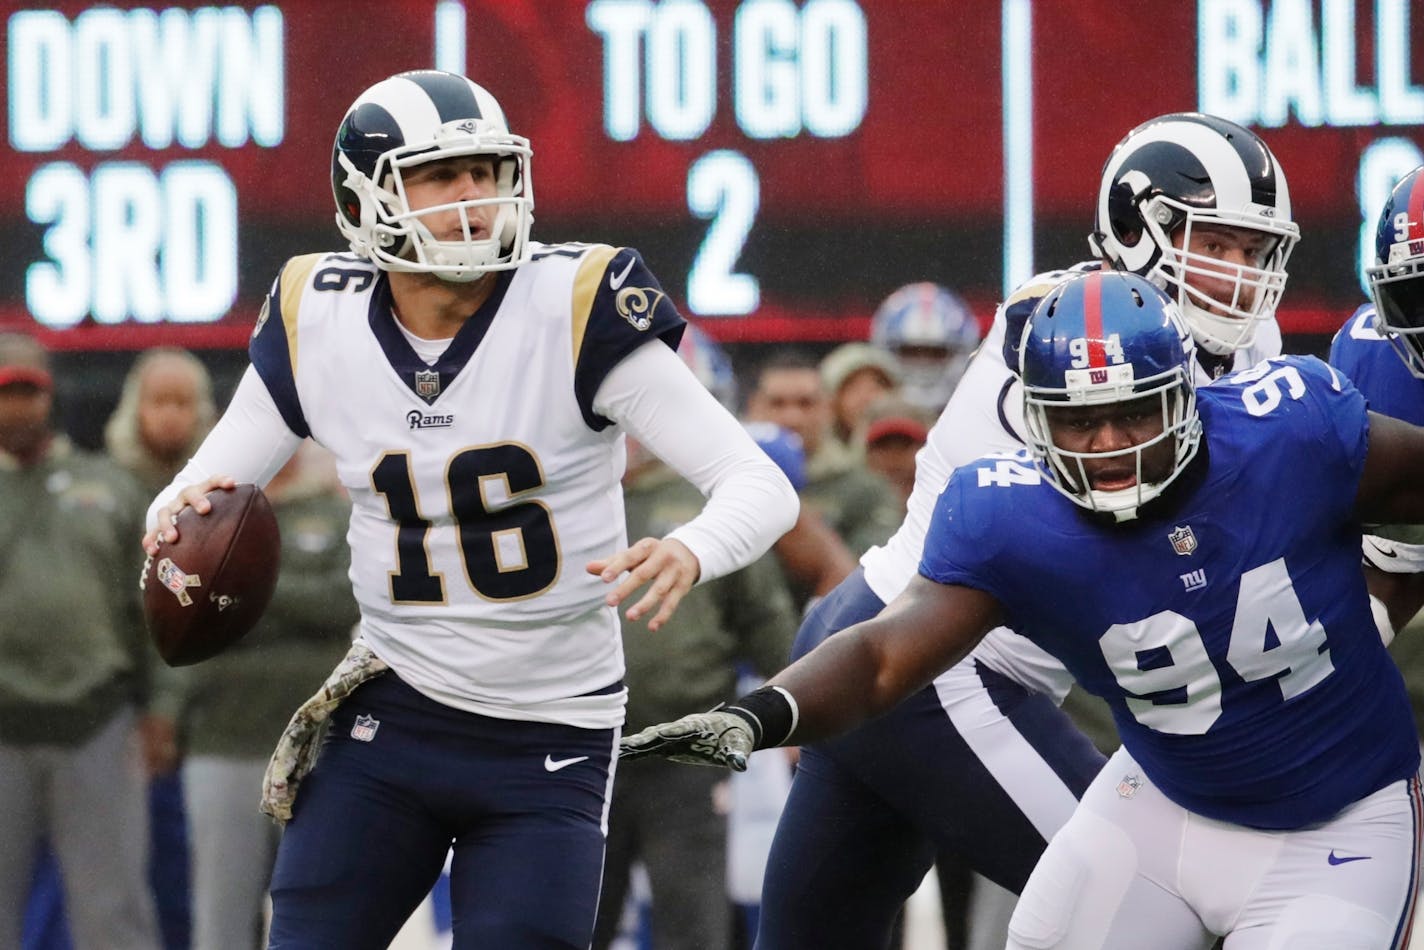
[723,685,800,750]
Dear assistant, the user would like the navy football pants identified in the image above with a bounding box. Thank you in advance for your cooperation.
[756,569,1106,950]
[267,672,616,950]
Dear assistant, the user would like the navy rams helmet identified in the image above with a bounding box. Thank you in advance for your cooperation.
[1367,164,1424,379]
[1020,271,1202,520]
[870,282,981,412]
[332,70,533,281]
[1089,113,1298,356]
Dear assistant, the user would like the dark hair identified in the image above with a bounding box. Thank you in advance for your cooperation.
[751,348,820,390]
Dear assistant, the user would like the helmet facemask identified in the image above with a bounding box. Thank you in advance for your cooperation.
[1136,195,1298,356]
[1088,113,1300,359]
[337,124,533,283]
[1024,365,1201,522]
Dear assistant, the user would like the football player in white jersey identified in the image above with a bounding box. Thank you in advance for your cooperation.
[628,113,1300,950]
[627,270,1424,949]
[141,70,797,949]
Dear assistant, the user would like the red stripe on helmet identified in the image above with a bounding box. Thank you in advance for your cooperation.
[1083,272,1107,368]
[1410,171,1424,242]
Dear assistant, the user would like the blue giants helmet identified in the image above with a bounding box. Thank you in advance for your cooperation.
[1367,164,1424,379]
[870,283,981,413]
[332,70,534,282]
[1020,271,1202,520]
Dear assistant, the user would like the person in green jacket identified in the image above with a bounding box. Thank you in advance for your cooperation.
[592,433,800,950]
[0,332,162,950]
[105,345,220,949]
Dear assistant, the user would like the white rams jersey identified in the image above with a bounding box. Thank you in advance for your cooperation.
[860,262,1284,700]
[249,242,686,728]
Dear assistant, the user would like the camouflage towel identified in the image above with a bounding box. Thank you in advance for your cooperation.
[260,640,389,824]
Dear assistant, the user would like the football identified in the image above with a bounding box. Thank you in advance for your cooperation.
[142,483,281,667]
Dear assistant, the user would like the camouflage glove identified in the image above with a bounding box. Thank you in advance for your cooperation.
[619,709,756,771]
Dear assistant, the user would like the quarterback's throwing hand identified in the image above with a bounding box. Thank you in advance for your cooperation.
[588,536,701,631]
[619,710,754,772]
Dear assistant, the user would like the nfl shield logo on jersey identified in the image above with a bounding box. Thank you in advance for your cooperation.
[351,714,380,742]
[1168,525,1197,556]
[414,369,441,399]
[1116,774,1142,799]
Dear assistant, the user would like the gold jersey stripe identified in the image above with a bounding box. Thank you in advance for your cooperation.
[279,254,324,376]
[1005,277,1061,308]
[570,245,621,367]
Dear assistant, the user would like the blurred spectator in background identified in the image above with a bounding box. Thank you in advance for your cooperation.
[870,283,982,416]
[681,326,857,605]
[176,444,357,950]
[106,348,217,495]
[106,346,218,950]
[860,396,933,511]
[819,342,901,452]
[0,332,162,950]
[745,351,901,567]
[743,421,857,606]
[593,427,799,950]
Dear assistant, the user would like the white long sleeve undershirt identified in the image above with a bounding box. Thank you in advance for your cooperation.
[595,340,798,581]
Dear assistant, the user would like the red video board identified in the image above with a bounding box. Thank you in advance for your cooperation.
[2,0,1422,350]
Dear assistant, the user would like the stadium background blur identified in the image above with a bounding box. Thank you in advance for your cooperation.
[4,0,1422,443]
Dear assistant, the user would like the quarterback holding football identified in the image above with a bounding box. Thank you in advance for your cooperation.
[141,69,796,949]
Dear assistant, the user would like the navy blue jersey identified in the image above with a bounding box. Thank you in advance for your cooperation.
[920,355,1419,829]
[1330,304,1424,427]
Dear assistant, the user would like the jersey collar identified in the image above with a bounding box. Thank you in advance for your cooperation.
[367,270,514,404]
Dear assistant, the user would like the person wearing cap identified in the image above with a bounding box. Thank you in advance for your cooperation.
[819,342,902,451]
[860,396,933,511]
[0,332,163,949]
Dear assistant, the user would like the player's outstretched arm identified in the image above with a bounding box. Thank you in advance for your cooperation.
[620,576,1002,768]
[1357,411,1424,526]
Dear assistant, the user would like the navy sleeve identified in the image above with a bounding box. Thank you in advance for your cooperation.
[248,259,313,439]
[572,247,687,429]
